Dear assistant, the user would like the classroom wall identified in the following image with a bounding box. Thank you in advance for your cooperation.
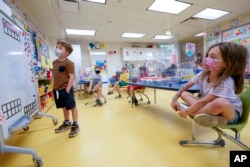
[46,10,250,83]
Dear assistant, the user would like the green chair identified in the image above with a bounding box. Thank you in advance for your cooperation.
[179,84,250,150]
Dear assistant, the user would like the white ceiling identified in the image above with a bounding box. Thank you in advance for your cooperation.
[19,0,250,44]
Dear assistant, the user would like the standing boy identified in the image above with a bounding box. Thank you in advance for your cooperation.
[52,40,80,138]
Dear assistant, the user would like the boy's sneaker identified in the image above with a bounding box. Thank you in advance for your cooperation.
[55,121,72,133]
[96,99,103,106]
[134,98,138,105]
[69,124,80,138]
[107,91,113,95]
[194,114,227,127]
[132,97,138,105]
[115,94,122,99]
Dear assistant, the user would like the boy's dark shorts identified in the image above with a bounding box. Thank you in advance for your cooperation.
[53,88,76,110]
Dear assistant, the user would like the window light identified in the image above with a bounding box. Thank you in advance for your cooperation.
[83,0,106,4]
[193,8,229,20]
[153,35,174,40]
[66,29,96,35]
[121,33,145,38]
[148,0,191,14]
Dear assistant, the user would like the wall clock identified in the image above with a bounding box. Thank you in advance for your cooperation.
[94,42,101,49]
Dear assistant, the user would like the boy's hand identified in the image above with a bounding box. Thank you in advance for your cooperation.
[66,87,70,93]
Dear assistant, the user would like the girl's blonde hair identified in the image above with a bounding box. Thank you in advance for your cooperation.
[202,42,248,94]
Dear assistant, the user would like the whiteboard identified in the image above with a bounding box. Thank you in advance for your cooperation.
[0,11,37,140]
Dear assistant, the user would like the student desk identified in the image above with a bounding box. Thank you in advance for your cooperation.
[127,81,200,104]
[77,80,91,99]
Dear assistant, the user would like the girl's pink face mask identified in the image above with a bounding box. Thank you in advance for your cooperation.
[204,57,221,71]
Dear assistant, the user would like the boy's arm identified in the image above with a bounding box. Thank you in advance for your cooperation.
[89,79,93,89]
[66,73,75,93]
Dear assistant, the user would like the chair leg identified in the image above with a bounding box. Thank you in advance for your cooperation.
[137,92,150,105]
[85,94,107,107]
[213,128,250,150]
[179,119,225,147]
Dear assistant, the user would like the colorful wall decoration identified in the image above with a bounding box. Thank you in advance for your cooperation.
[35,36,51,68]
[222,23,250,51]
[222,23,250,71]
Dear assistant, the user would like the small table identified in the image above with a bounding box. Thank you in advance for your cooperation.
[127,81,200,104]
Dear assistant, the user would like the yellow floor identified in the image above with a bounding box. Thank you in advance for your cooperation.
[1,85,250,167]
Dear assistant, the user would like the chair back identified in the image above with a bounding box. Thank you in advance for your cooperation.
[238,84,250,124]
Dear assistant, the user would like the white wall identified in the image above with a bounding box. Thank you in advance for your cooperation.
[48,38,166,83]
[68,45,82,89]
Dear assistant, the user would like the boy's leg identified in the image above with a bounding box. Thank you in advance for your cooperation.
[69,107,80,138]
[54,90,72,133]
[55,108,71,133]
[95,88,103,106]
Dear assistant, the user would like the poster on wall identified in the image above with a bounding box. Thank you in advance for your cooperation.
[222,23,250,71]
[222,23,250,51]
[35,36,51,68]
[185,43,195,57]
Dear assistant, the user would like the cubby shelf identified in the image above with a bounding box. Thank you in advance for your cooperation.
[36,78,54,113]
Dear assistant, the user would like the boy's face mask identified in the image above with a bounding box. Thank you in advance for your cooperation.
[95,70,101,74]
[54,48,63,57]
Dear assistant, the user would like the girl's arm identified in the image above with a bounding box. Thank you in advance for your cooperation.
[172,81,195,102]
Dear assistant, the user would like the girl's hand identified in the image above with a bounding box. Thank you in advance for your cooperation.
[178,110,187,118]
[171,101,179,112]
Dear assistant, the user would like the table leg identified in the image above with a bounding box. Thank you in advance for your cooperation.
[154,88,156,104]
[131,86,133,108]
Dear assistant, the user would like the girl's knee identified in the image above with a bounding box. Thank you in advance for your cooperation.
[212,98,231,108]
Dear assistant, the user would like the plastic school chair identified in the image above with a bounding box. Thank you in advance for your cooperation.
[132,87,150,106]
[179,84,250,150]
[85,92,107,107]
[128,77,150,107]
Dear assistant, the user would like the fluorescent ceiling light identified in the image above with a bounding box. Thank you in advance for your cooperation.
[83,0,106,4]
[194,32,204,37]
[148,0,191,14]
[193,8,229,20]
[121,33,145,38]
[66,29,96,35]
[91,51,106,55]
[153,35,174,40]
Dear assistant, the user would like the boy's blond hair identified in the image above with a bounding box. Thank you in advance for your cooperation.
[57,40,73,54]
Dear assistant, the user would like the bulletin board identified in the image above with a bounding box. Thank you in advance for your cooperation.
[0,11,37,140]
[222,23,250,51]
[36,36,51,68]
[122,47,160,61]
[222,23,250,71]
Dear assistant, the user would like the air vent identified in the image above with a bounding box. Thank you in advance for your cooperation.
[58,0,79,13]
[180,17,206,27]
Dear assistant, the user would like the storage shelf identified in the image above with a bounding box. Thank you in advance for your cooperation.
[36,78,54,113]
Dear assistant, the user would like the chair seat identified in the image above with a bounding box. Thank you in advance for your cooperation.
[218,120,247,131]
